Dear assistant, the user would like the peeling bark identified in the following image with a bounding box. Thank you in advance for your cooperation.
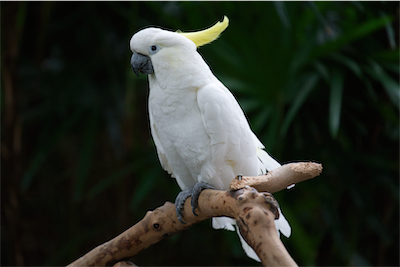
[67,162,321,267]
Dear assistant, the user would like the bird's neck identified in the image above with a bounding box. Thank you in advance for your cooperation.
[151,53,215,90]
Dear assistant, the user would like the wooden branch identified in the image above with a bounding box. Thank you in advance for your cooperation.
[230,162,322,193]
[67,162,322,267]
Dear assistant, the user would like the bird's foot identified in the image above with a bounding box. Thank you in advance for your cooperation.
[175,182,215,224]
[175,189,193,224]
[191,182,215,216]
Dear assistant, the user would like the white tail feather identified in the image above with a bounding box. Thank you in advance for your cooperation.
[275,207,291,238]
[212,217,235,231]
[256,147,281,173]
[237,226,261,262]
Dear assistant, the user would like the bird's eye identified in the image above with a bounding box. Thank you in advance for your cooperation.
[149,45,160,55]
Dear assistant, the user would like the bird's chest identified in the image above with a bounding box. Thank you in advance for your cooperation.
[149,87,210,159]
[150,87,195,121]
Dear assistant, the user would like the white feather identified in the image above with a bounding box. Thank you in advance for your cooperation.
[275,207,292,238]
[212,217,236,231]
[237,225,261,262]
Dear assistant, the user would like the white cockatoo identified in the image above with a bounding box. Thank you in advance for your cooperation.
[130,16,291,262]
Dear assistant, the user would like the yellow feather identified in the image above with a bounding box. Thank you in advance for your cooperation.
[178,16,229,47]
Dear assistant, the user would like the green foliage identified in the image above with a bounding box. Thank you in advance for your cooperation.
[2,1,398,266]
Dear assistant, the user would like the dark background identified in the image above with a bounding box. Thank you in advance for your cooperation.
[2,1,399,266]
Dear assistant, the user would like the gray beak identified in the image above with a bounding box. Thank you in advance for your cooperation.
[130,52,154,77]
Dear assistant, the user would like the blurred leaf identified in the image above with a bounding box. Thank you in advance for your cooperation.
[273,1,291,28]
[330,53,362,78]
[366,59,400,110]
[381,11,397,50]
[313,60,330,81]
[371,48,400,62]
[329,71,344,138]
[251,105,271,133]
[312,15,393,58]
[281,73,319,136]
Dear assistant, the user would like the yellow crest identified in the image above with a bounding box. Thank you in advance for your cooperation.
[178,16,229,47]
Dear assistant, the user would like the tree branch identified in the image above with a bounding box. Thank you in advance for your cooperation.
[67,162,322,267]
[230,162,323,192]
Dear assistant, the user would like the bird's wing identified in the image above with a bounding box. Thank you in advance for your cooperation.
[253,133,281,174]
[197,83,291,238]
[196,83,259,188]
[148,102,174,176]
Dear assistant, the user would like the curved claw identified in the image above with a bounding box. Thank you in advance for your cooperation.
[177,211,186,224]
[175,189,193,224]
[175,182,215,223]
[191,182,215,216]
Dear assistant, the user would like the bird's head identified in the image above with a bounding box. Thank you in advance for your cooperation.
[129,16,229,77]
